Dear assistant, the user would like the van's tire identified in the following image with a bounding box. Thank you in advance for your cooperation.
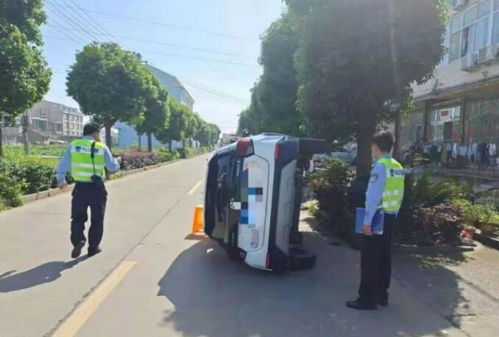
[288,246,316,271]
[227,247,243,262]
[289,247,317,270]
[290,231,303,245]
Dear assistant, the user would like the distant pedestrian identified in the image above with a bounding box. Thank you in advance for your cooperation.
[56,123,121,258]
[347,132,405,310]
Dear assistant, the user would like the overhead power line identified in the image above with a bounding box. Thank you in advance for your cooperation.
[51,0,104,41]
[46,0,100,42]
[178,77,250,103]
[63,5,257,42]
[43,35,259,68]
[46,23,258,59]
[142,49,257,67]
[64,0,114,41]
[45,17,82,44]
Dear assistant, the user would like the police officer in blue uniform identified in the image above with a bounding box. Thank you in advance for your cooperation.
[347,132,405,310]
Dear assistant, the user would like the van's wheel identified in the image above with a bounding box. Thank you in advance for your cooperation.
[228,248,243,262]
[290,231,303,245]
[288,247,316,271]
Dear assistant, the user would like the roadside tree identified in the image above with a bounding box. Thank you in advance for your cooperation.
[288,0,446,176]
[135,73,169,152]
[0,0,51,156]
[66,42,149,150]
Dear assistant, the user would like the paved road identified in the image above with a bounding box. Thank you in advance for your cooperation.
[0,155,468,337]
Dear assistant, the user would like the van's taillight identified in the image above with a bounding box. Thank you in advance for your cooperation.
[266,253,271,268]
[236,138,254,157]
[274,144,280,160]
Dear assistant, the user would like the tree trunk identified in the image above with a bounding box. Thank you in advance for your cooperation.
[147,132,152,152]
[356,110,377,178]
[0,125,3,158]
[168,139,172,152]
[104,121,113,180]
[182,139,186,149]
[105,124,112,151]
[138,135,142,151]
[393,113,401,160]
[23,131,29,155]
[22,113,29,155]
[423,101,431,142]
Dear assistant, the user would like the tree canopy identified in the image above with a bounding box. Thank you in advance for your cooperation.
[155,99,188,149]
[135,71,170,151]
[291,0,445,175]
[0,0,51,156]
[67,42,152,148]
[237,11,303,137]
[67,41,219,152]
[240,0,445,175]
[0,0,46,45]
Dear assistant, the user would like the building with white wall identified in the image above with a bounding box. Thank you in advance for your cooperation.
[402,0,499,155]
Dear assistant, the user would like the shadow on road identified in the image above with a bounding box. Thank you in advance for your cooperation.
[393,249,471,328]
[158,230,467,337]
[0,257,86,293]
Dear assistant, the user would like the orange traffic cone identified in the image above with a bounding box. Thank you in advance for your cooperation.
[191,205,204,234]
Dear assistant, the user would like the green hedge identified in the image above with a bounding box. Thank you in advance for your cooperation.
[5,145,66,157]
[155,148,180,162]
[6,155,61,192]
[307,158,354,237]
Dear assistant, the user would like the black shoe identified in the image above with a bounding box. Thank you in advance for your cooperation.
[71,241,85,259]
[346,298,377,310]
[378,298,389,307]
[88,247,102,257]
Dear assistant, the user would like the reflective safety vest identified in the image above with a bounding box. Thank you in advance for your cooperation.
[378,157,405,213]
[70,139,106,182]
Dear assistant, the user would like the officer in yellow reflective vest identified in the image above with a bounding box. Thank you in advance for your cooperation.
[347,132,405,310]
[56,123,121,258]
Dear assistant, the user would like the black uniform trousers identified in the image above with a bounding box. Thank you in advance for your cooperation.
[70,182,107,250]
[358,214,396,305]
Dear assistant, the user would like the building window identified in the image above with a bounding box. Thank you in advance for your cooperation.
[493,12,499,43]
[474,17,489,52]
[451,13,463,34]
[479,0,491,18]
[461,26,472,56]
[492,1,499,43]
[464,6,478,27]
[450,32,462,61]
[447,1,494,62]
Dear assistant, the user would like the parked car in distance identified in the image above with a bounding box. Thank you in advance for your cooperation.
[313,146,357,165]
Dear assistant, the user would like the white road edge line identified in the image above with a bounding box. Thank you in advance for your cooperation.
[51,261,137,337]
[188,179,204,195]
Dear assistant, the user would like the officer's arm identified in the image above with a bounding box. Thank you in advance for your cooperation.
[103,146,121,173]
[56,145,72,186]
[363,162,387,226]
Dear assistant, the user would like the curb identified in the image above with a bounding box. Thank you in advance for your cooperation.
[392,244,476,254]
[474,233,499,250]
[22,186,74,203]
[20,157,189,205]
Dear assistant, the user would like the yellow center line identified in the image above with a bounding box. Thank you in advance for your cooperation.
[188,179,204,195]
[52,261,137,337]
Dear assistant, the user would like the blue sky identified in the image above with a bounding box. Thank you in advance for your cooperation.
[41,0,285,132]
